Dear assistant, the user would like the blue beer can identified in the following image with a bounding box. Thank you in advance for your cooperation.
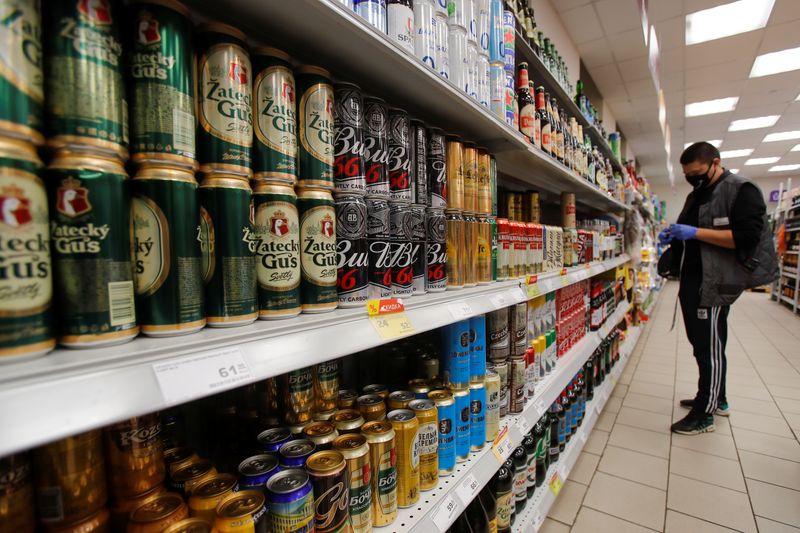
[238,454,279,490]
[469,315,487,380]
[489,0,504,62]
[429,389,456,475]
[452,387,471,462]
[443,319,470,387]
[469,381,486,450]
[503,9,515,74]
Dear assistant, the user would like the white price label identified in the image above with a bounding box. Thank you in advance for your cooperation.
[431,494,460,530]
[512,286,528,301]
[456,473,480,504]
[535,399,546,415]
[518,415,532,435]
[153,347,251,405]
[489,292,509,309]
[448,301,473,320]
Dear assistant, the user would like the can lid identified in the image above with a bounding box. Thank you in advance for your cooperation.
[238,454,279,476]
[338,389,359,401]
[332,433,368,451]
[163,517,214,533]
[257,427,292,446]
[451,387,470,397]
[197,22,247,42]
[191,473,238,498]
[252,46,291,62]
[279,439,316,458]
[361,420,395,442]
[362,384,388,394]
[364,95,386,103]
[172,459,214,482]
[304,421,337,438]
[163,447,196,467]
[469,381,485,390]
[306,450,345,473]
[48,150,127,175]
[387,409,417,423]
[131,0,191,17]
[130,493,185,523]
[199,174,251,190]
[295,64,332,78]
[464,141,478,148]
[267,469,309,495]
[408,399,435,412]
[446,134,463,141]
[389,390,415,402]
[357,394,384,406]
[427,390,454,404]
[332,409,363,423]
[216,490,265,518]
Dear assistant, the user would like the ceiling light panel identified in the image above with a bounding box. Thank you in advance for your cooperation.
[745,157,780,165]
[763,131,800,142]
[686,0,775,46]
[769,164,800,172]
[729,168,740,173]
[729,115,780,131]
[685,97,739,117]
[720,149,753,158]
[750,46,800,78]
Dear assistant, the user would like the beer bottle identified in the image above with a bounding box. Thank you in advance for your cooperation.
[523,432,536,498]
[585,360,595,401]
[529,81,541,150]
[512,446,527,513]
[516,64,536,145]
[576,372,587,427]
[561,109,572,170]
[557,392,568,452]
[495,461,514,532]
[552,99,564,164]
[452,512,475,533]
[567,383,578,438]
[466,496,491,533]
[536,87,550,157]
[479,487,498,533]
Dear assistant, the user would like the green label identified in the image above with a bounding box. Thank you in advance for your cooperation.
[254,64,297,175]
[298,81,333,184]
[0,0,43,136]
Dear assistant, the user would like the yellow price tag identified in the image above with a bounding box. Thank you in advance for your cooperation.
[369,312,416,340]
[491,426,513,463]
[549,471,563,496]
[560,275,570,287]
[527,283,541,299]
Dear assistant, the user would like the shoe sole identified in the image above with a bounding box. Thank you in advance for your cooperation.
[672,425,715,435]
[679,403,730,417]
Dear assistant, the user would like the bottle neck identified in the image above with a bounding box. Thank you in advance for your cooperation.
[517,67,530,91]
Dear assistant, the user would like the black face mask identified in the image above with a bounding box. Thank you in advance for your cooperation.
[685,163,714,189]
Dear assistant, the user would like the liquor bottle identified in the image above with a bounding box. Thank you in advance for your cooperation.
[479,486,498,533]
[543,37,552,72]
[585,358,595,401]
[548,400,561,463]
[516,63,536,144]
[453,512,475,533]
[523,432,536,498]
[495,460,514,532]
[536,87,551,157]
[533,419,546,487]
[512,446,527,513]
[467,496,491,533]
[529,81,541,149]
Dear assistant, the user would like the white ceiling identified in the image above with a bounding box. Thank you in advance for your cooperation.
[552,0,800,185]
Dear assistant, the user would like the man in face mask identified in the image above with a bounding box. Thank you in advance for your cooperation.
[658,142,776,435]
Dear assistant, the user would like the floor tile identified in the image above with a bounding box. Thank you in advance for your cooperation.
[615,406,672,434]
[570,451,600,485]
[603,396,623,414]
[732,426,800,462]
[546,479,587,525]
[610,383,629,399]
[539,518,571,533]
[664,510,739,533]
[607,423,670,458]
[583,429,610,455]
[756,516,800,533]
[746,478,800,527]
[628,381,674,400]
[726,395,784,418]
[597,445,669,489]
[583,472,666,530]
[622,392,674,415]
[729,411,796,438]
[739,450,800,491]
[729,384,773,401]
[594,410,616,432]
[633,370,675,385]
[775,397,800,415]
[671,431,739,460]
[571,506,656,533]
[667,474,757,533]
[669,446,746,492]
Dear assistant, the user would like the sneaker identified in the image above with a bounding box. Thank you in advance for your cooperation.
[671,412,715,435]
[679,398,730,417]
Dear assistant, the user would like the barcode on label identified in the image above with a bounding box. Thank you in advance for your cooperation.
[108,280,136,326]
[173,109,195,152]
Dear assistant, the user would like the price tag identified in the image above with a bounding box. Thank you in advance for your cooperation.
[535,399,546,415]
[490,292,509,309]
[456,473,480,504]
[560,275,570,287]
[366,298,405,316]
[512,286,528,301]
[527,283,541,299]
[448,300,473,320]
[370,313,416,340]
[153,347,252,405]
[549,471,563,496]
[518,415,532,435]
[431,494,460,530]
[491,426,514,463]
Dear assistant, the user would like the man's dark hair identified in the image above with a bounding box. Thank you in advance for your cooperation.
[680,142,721,165]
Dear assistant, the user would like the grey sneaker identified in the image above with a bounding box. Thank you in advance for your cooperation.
[679,399,730,417]
[671,412,715,435]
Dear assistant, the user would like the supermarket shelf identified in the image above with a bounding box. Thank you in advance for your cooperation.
[189,0,629,213]
[0,255,628,456]
[396,299,631,532]
[780,295,797,306]
[782,270,798,280]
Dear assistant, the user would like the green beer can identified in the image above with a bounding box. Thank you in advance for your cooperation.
[132,165,205,336]
[198,174,257,326]
[296,65,334,190]
[297,187,337,313]
[0,0,44,145]
[252,181,301,320]
[47,151,138,347]
[196,22,253,178]
[44,0,128,160]
[129,0,196,169]
[253,47,297,184]
[0,137,53,360]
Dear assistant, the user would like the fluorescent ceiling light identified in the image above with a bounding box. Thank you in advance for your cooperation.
[729,115,780,131]
[769,164,800,172]
[745,157,780,165]
[686,0,775,46]
[763,131,800,142]
[685,97,739,117]
[720,149,753,158]
[750,46,800,77]
[729,168,740,173]
[684,140,722,149]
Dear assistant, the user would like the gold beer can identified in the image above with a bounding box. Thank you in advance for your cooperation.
[525,191,540,223]
[313,359,339,416]
[0,453,35,532]
[213,490,267,533]
[477,148,491,215]
[332,434,372,533]
[463,143,478,213]
[104,413,165,499]
[305,451,350,533]
[162,518,214,533]
[445,209,464,289]
[303,421,339,451]
[463,212,478,288]
[561,192,576,229]
[477,215,492,285]
[277,366,314,425]
[34,430,107,526]
[387,390,415,411]
[362,383,388,400]
[387,409,420,508]
[187,473,237,524]
[408,399,438,491]
[169,460,217,496]
[163,447,200,475]
[127,492,188,533]
[332,409,365,434]
[337,389,358,410]
[46,507,110,533]
[110,485,166,532]
[445,136,464,210]
[357,394,386,422]
[361,420,397,526]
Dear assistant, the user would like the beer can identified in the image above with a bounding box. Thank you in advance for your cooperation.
[306,451,351,533]
[127,493,188,533]
[366,195,392,299]
[279,439,316,469]
[257,427,294,455]
[253,47,298,183]
[490,61,504,120]
[478,52,490,107]
[198,175,257,326]
[487,308,509,361]
[0,0,42,145]
[464,212,478,287]
[314,359,340,416]
[295,66,334,189]
[0,454,35,532]
[337,389,359,410]
[488,0,504,61]
[266,469,315,533]
[335,192,368,307]
[413,0,436,69]
[277,367,314,425]
[502,9,515,73]
[561,192,576,229]
[333,83,366,194]
[477,215,492,284]
[214,490,267,533]
[332,434,372,533]
[448,25,469,94]
[427,389,455,475]
[34,430,107,525]
[252,182,301,319]
[238,455,279,491]
[510,301,527,357]
[410,121,428,205]
[356,0,387,33]
[434,13,450,78]
[486,359,508,417]
[462,144,478,212]
[388,390,415,411]
[189,473,238,523]
[469,315,487,380]
[332,409,365,434]
[409,203,427,296]
[427,127,446,208]
[445,137,464,210]
[129,0,195,169]
[44,0,127,160]
[484,369,500,441]
[104,413,164,499]
[466,0,478,42]
[170,459,217,495]
[469,381,486,450]
[363,97,390,197]
[387,409,420,508]
[297,188,337,312]
[164,447,199,475]
[408,399,438,490]
[504,73,515,127]
[132,166,204,335]
[390,200,413,297]
[448,0,467,28]
[361,420,398,526]
[47,508,110,533]
[388,0,414,53]
[442,320,470,388]
[363,383,389,399]
[476,148,490,214]
[425,207,446,292]
[195,23,252,176]
[466,40,479,99]
[357,393,386,422]
[452,387,471,462]
[445,209,464,289]
[0,139,53,360]
[489,216,497,281]
[163,518,215,533]
[408,379,430,399]
[388,108,412,202]
[509,356,525,414]
[434,0,448,17]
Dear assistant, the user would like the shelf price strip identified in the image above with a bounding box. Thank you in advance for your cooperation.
[153,347,252,405]
[366,298,416,340]
[431,494,460,531]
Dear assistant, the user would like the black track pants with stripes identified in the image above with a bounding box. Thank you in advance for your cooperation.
[679,274,729,415]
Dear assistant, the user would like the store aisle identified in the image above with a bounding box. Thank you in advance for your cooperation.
[541,281,800,533]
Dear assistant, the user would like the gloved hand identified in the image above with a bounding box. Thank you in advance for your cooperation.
[658,229,672,246]
[669,223,698,241]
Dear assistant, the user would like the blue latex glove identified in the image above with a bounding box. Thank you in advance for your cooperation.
[658,229,672,246]
[669,223,698,241]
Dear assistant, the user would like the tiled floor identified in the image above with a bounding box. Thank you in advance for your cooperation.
[542,281,800,533]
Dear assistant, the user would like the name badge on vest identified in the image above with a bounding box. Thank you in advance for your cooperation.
[713,217,729,227]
